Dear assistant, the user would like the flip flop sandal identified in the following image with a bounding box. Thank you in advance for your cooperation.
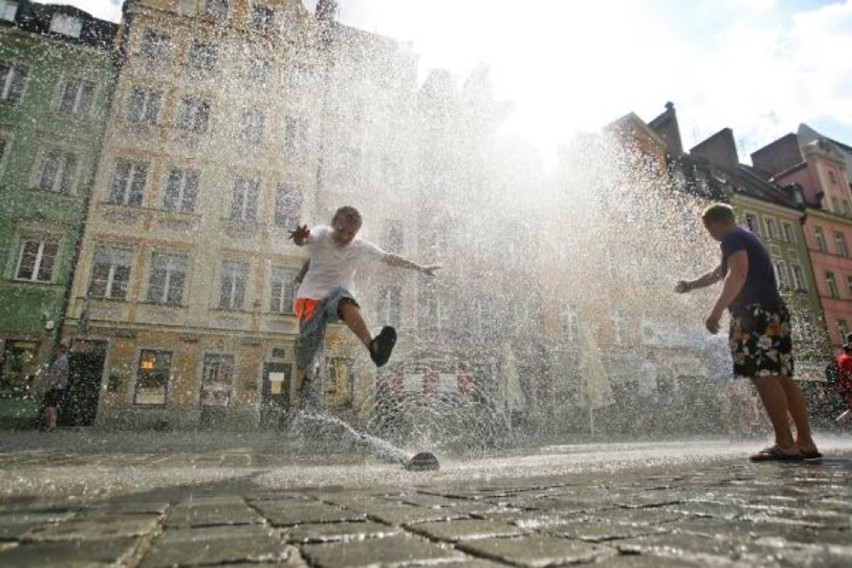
[369,326,397,367]
[749,447,804,462]
[800,450,823,461]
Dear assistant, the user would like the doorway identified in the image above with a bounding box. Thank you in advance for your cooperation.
[260,362,291,429]
[63,340,107,426]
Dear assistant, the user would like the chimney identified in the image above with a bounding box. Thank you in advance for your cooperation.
[316,0,337,22]
[690,128,739,170]
[648,101,683,158]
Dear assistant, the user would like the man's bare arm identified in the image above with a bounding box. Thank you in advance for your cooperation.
[675,265,723,293]
[384,254,442,276]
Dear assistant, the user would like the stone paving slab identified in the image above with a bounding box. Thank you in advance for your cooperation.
[1,436,851,566]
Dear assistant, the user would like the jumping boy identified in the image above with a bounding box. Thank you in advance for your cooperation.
[288,206,440,403]
[676,203,820,461]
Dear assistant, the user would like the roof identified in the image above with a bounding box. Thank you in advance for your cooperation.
[2,1,118,51]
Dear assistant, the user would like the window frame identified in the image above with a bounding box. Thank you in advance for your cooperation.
[107,159,148,206]
[88,245,134,300]
[34,148,78,194]
[134,349,172,406]
[57,78,95,116]
[146,252,189,306]
[218,260,248,310]
[14,237,59,283]
[269,266,298,314]
[0,62,27,103]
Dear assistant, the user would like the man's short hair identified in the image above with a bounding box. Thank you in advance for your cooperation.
[845,332,852,344]
[332,206,362,225]
[701,203,736,225]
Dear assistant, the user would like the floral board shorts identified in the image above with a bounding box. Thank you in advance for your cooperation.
[728,302,794,379]
[295,287,358,373]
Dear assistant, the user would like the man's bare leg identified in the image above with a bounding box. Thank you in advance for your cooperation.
[751,376,797,453]
[777,376,818,452]
[338,300,372,348]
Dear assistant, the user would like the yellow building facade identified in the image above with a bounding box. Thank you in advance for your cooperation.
[61,0,417,429]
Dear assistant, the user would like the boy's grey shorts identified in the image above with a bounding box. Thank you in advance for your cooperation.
[296,287,358,373]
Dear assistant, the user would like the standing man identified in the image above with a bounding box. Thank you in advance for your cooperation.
[676,203,820,461]
[42,344,68,432]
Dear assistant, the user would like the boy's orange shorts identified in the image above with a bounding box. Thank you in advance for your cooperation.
[295,298,320,322]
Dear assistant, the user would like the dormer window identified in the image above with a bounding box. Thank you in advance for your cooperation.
[50,14,83,38]
[205,0,228,19]
[1,1,18,23]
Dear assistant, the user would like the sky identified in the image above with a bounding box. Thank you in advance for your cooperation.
[51,0,852,166]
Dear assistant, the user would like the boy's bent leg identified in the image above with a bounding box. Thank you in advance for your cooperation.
[777,375,818,452]
[751,376,797,452]
[338,299,372,348]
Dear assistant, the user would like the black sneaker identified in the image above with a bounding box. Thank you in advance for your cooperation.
[369,326,397,367]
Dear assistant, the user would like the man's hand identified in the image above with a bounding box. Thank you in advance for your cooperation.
[288,225,309,246]
[419,264,443,277]
[705,309,723,334]
[674,280,691,293]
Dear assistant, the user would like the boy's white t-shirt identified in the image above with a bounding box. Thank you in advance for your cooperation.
[296,225,389,300]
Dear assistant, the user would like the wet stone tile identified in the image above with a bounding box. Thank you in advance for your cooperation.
[364,504,471,526]
[157,524,276,544]
[547,520,670,542]
[407,518,526,542]
[253,502,365,527]
[616,533,767,565]
[82,501,171,516]
[300,534,463,567]
[140,534,284,568]
[457,534,614,567]
[165,504,264,528]
[0,537,141,566]
[593,507,686,526]
[24,516,161,541]
[285,520,398,543]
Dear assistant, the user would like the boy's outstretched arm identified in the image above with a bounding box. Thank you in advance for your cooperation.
[288,225,310,246]
[675,264,722,293]
[384,254,442,276]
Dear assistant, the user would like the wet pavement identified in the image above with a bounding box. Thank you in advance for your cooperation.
[0,430,851,567]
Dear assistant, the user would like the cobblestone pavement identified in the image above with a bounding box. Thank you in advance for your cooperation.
[0,431,850,567]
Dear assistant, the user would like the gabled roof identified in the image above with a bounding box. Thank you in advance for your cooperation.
[2,0,118,51]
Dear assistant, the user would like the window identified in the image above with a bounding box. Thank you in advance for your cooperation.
[1,1,18,22]
[781,222,796,244]
[140,29,173,59]
[58,80,93,115]
[560,305,579,342]
[826,271,839,299]
[744,212,760,236]
[163,168,199,213]
[201,353,234,400]
[839,320,849,340]
[269,266,298,314]
[229,177,259,221]
[847,275,852,298]
[49,13,82,37]
[252,4,274,31]
[205,0,229,19]
[284,116,307,154]
[791,264,807,292]
[247,57,272,84]
[134,350,171,405]
[611,309,626,345]
[239,109,265,145]
[829,170,838,185]
[836,232,849,258]
[273,183,301,228]
[126,86,162,124]
[36,150,77,193]
[15,238,58,282]
[107,159,148,205]
[188,41,218,74]
[147,253,187,305]
[814,226,827,252]
[218,261,247,310]
[378,285,402,328]
[1,63,27,103]
[774,260,790,290]
[0,134,7,163]
[89,245,133,300]
[764,218,777,241]
[177,97,210,133]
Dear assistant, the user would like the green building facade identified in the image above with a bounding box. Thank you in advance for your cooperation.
[0,1,116,389]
